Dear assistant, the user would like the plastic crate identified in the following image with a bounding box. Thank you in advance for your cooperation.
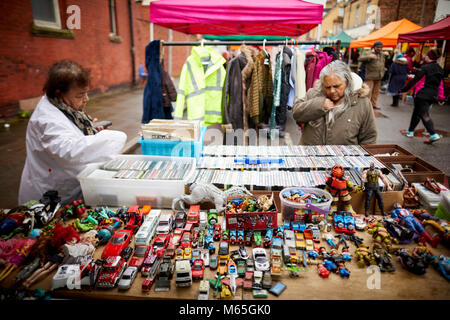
[279,187,332,222]
[138,126,206,160]
[77,155,196,208]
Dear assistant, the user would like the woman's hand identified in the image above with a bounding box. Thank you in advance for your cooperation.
[323,98,336,111]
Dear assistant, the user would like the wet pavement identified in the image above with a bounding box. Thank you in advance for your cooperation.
[1,85,449,209]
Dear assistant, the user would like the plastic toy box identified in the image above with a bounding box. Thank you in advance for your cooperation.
[138,126,206,161]
[224,196,278,231]
[77,155,196,208]
[279,187,332,223]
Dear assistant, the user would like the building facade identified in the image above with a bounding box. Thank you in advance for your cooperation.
[0,0,193,117]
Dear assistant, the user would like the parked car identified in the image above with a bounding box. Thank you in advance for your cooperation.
[175,247,184,261]
[165,243,176,259]
[183,247,192,260]
[209,254,218,270]
[180,232,192,248]
[192,259,205,280]
[171,228,184,247]
[156,213,173,234]
[101,229,132,259]
[252,248,270,271]
[96,256,127,288]
[262,272,272,289]
[118,266,138,290]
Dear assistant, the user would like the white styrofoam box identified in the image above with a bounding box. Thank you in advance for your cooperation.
[412,182,450,209]
[77,155,195,208]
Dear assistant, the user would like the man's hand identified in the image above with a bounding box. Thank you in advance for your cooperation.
[438,100,445,106]
[324,98,336,111]
[369,53,377,59]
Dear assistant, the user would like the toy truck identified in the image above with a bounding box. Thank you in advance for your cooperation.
[175,260,192,287]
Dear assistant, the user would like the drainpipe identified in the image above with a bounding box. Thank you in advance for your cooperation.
[128,0,136,86]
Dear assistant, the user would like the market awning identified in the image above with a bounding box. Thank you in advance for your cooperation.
[327,31,354,47]
[203,35,291,41]
[350,19,422,48]
[149,0,324,36]
[398,16,450,42]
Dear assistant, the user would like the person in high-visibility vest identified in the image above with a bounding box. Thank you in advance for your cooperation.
[174,46,226,126]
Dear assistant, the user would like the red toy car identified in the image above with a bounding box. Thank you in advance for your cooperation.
[101,229,132,259]
[180,232,192,248]
[192,258,205,280]
[171,228,184,247]
[129,245,151,270]
[213,224,222,241]
[317,263,330,278]
[187,205,200,227]
[125,206,144,234]
[153,234,170,253]
[96,256,127,288]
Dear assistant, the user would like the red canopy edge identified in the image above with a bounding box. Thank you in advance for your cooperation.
[149,0,324,36]
[398,16,450,43]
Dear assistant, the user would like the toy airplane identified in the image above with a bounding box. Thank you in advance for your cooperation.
[207,273,224,297]
[226,259,240,296]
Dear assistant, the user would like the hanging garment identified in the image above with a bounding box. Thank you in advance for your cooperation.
[19,96,127,204]
[269,50,284,130]
[312,51,333,84]
[174,46,226,126]
[160,59,176,119]
[305,51,318,90]
[240,45,260,132]
[294,48,306,100]
[252,50,274,125]
[142,40,166,123]
[276,46,293,130]
[223,54,246,129]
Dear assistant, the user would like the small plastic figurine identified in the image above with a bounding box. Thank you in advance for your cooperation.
[325,165,356,214]
[355,244,377,268]
[390,203,440,247]
[341,248,352,261]
[373,248,395,272]
[397,248,428,275]
[361,162,392,216]
[337,262,350,278]
[368,222,399,254]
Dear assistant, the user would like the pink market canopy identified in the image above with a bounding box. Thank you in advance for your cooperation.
[149,0,324,36]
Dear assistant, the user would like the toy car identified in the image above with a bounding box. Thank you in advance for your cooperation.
[229,229,237,244]
[198,229,205,248]
[129,244,151,269]
[246,258,255,272]
[354,214,367,231]
[171,228,184,247]
[156,213,173,234]
[243,271,254,290]
[142,273,156,292]
[343,212,356,234]
[209,254,218,270]
[288,247,299,264]
[253,232,263,247]
[218,241,230,260]
[334,213,346,233]
[213,224,222,241]
[183,247,192,260]
[271,255,282,276]
[237,259,246,277]
[218,257,228,275]
[175,247,184,260]
[124,207,144,234]
[274,226,284,238]
[283,220,291,230]
[253,270,263,289]
[208,210,218,226]
[120,246,133,261]
[198,279,210,300]
[96,256,127,288]
[165,243,176,259]
[237,229,245,243]
[191,249,201,263]
[253,248,270,271]
[263,229,273,247]
[141,250,157,276]
[118,266,138,290]
[180,232,192,248]
[270,237,283,257]
[153,234,170,254]
[154,258,174,292]
[304,230,314,251]
[174,211,187,229]
[192,258,205,280]
[295,232,306,250]
[238,246,249,260]
[205,236,215,254]
[101,229,132,259]
[187,205,200,227]
[262,272,272,289]
[221,284,232,300]
[201,250,210,266]
[245,229,253,245]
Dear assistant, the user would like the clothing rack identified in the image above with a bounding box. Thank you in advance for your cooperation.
[161,39,341,50]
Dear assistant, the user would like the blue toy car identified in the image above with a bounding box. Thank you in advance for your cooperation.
[263,229,273,247]
[283,220,291,230]
[237,229,245,243]
[333,213,345,233]
[229,229,237,244]
[275,226,284,238]
[343,212,356,234]
[291,221,300,232]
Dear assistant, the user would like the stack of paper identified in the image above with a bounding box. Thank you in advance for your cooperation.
[141,119,201,141]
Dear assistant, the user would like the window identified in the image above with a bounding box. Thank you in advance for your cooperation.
[354,5,360,27]
[109,0,117,36]
[31,0,61,29]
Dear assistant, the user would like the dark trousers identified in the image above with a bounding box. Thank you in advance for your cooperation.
[365,187,384,213]
[392,95,400,106]
[408,97,436,135]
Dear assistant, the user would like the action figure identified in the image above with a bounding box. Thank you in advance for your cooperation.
[373,248,395,272]
[325,165,356,214]
[390,203,439,248]
[355,244,377,268]
[337,262,350,278]
[368,222,399,253]
[361,163,392,216]
[335,234,349,249]
[397,248,428,275]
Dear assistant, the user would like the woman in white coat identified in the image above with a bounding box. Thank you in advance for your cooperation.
[19,60,127,205]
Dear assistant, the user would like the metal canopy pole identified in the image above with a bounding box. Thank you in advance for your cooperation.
[161,40,341,46]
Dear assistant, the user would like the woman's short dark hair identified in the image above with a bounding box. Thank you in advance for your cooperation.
[43,60,90,99]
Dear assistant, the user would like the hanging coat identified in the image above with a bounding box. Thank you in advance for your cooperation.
[276,46,293,128]
[160,59,176,119]
[305,51,318,90]
[19,96,127,205]
[223,54,246,129]
[142,40,166,123]
[174,46,226,126]
[312,51,333,84]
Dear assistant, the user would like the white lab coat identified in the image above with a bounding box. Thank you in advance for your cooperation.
[19,95,127,205]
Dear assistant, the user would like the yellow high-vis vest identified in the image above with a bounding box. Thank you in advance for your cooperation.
[174,46,226,126]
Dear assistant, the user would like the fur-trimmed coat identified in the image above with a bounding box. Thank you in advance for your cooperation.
[388,57,409,94]
[292,80,377,145]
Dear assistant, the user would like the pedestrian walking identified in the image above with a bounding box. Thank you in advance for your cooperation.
[358,41,387,109]
[387,54,409,107]
[400,48,446,144]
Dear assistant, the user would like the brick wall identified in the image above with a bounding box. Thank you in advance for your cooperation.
[379,0,438,27]
[0,1,192,117]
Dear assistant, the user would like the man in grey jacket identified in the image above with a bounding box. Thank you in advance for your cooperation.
[358,41,386,110]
